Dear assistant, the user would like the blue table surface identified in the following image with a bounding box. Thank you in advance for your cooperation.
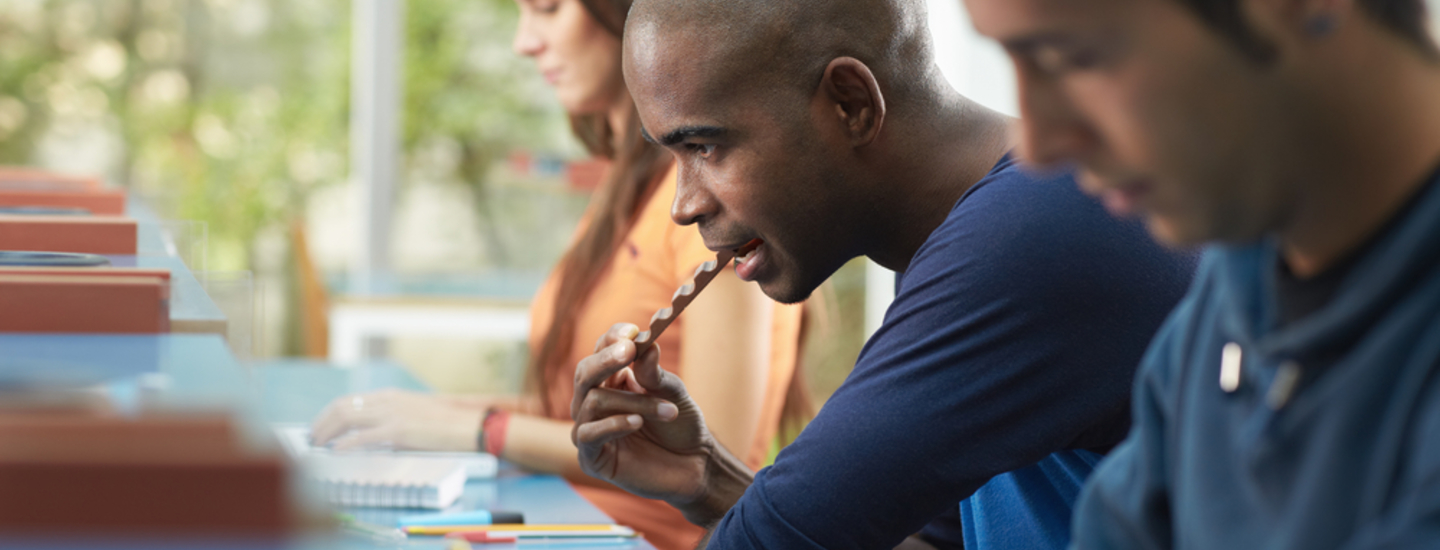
[2,338,656,550]
[0,333,250,414]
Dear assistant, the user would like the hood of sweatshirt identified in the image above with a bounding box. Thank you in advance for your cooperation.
[1215,170,1440,367]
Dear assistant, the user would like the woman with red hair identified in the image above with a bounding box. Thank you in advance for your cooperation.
[310,1,811,548]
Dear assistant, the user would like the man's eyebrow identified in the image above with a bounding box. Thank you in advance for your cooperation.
[651,125,726,147]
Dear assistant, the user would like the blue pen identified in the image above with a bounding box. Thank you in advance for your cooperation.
[398,509,526,527]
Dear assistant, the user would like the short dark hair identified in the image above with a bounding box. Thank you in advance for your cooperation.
[1175,0,1435,60]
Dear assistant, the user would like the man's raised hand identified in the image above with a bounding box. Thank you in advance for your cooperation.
[571,323,715,510]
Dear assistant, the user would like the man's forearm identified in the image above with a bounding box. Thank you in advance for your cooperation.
[674,438,755,527]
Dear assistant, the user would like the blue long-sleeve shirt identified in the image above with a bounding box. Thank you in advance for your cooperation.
[1071,168,1440,549]
[708,156,1196,549]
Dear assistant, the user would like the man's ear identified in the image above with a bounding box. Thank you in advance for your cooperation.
[819,57,886,147]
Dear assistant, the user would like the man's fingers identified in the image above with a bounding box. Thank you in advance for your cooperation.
[592,323,642,354]
[632,344,688,400]
[571,338,638,419]
[617,368,645,394]
[631,343,665,389]
[576,387,678,425]
[602,367,648,395]
[603,367,632,389]
[574,414,644,449]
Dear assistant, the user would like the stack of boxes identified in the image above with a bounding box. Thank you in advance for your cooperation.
[0,167,296,542]
[0,168,160,334]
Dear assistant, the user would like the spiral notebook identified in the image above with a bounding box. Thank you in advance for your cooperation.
[303,454,467,509]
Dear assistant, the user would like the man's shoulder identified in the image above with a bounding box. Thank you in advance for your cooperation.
[910,158,1149,280]
[929,159,1092,244]
[895,156,1195,334]
[957,157,1090,223]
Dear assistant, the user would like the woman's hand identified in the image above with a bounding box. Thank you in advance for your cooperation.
[310,389,484,452]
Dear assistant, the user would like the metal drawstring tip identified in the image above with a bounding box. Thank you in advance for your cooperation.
[1266,361,1303,410]
[1220,342,1243,393]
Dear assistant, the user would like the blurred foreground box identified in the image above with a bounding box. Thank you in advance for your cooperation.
[0,269,171,333]
[0,168,103,192]
[0,410,294,538]
[0,215,138,255]
[0,168,124,216]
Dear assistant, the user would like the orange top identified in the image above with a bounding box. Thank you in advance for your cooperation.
[527,165,803,550]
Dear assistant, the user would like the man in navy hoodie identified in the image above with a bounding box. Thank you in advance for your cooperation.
[964,0,1440,547]
[566,0,1195,548]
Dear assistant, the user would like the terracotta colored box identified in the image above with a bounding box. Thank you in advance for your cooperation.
[0,412,293,537]
[0,168,102,192]
[0,188,127,215]
[0,215,138,255]
[0,274,170,333]
[0,267,171,282]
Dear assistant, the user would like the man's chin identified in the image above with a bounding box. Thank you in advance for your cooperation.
[1144,214,1232,249]
[756,278,815,305]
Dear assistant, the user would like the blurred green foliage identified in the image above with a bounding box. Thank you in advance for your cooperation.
[0,0,570,271]
[0,0,861,385]
[402,0,578,268]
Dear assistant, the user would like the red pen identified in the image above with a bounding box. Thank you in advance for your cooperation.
[448,531,519,543]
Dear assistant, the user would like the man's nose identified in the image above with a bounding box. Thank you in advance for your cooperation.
[671,162,719,227]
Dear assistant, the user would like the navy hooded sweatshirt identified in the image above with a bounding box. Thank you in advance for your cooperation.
[1072,167,1440,549]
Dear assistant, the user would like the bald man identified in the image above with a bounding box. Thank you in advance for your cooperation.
[568,0,1194,548]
